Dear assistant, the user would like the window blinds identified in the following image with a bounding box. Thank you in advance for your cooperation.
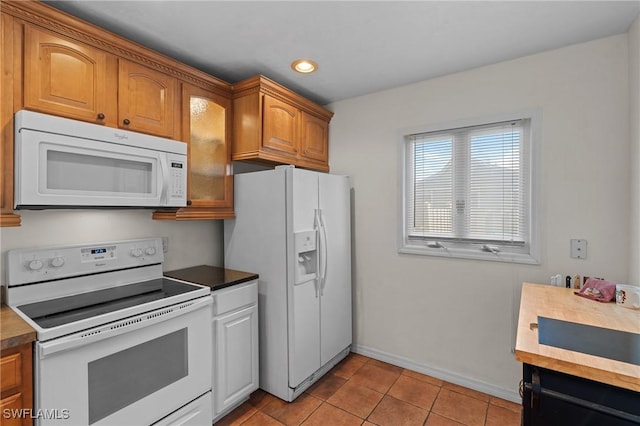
[406,119,529,246]
[408,135,453,238]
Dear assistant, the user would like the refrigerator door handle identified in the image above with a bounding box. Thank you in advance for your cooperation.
[318,209,328,295]
[313,210,321,298]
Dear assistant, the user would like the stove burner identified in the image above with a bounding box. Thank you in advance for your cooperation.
[18,278,201,329]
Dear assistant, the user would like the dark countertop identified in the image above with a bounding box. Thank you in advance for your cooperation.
[164,265,258,292]
[1,304,36,351]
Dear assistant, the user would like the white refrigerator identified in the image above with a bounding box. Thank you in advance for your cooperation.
[224,166,352,402]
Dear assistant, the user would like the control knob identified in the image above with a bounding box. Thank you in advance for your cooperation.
[28,259,44,271]
[131,248,143,258]
[145,247,156,256]
[50,257,65,268]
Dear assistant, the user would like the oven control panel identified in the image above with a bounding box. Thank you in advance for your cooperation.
[81,245,117,263]
[7,238,164,286]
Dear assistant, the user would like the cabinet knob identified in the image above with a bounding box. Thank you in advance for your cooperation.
[187,200,192,206]
[97,113,105,120]
[123,118,131,125]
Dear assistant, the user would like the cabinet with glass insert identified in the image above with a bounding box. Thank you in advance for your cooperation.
[154,84,233,220]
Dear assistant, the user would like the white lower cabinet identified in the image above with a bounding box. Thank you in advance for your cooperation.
[211,280,259,422]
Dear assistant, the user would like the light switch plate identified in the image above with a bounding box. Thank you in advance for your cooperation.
[570,239,587,259]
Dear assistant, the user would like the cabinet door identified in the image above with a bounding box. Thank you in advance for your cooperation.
[0,393,24,426]
[0,344,33,426]
[183,84,232,209]
[522,364,640,426]
[262,95,298,155]
[300,112,329,164]
[213,305,258,417]
[1,13,19,226]
[118,60,178,138]
[23,25,116,126]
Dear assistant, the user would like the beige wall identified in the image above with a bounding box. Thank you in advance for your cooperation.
[327,34,630,400]
[0,210,223,281]
[0,19,635,405]
[629,15,640,284]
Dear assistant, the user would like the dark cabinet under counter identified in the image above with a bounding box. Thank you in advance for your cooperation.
[522,363,640,426]
[164,265,258,291]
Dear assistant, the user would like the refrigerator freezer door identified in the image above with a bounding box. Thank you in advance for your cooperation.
[224,169,290,398]
[288,168,321,388]
[289,278,320,387]
[318,173,353,366]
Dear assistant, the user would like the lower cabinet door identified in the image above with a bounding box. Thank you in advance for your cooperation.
[0,393,24,426]
[522,364,640,426]
[213,304,258,417]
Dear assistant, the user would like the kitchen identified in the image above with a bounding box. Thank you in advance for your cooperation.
[1,1,639,425]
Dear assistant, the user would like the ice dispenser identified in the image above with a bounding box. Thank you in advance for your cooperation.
[294,230,317,284]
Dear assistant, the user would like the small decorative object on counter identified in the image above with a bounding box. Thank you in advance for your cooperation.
[615,284,640,309]
[575,277,616,302]
[549,274,563,286]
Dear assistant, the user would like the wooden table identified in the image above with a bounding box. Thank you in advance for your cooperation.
[515,282,640,392]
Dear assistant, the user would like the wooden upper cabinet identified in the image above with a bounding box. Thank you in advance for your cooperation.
[232,75,333,172]
[118,60,179,139]
[22,25,179,139]
[23,25,117,126]
[153,84,233,220]
[1,12,20,226]
[300,111,329,164]
[263,95,299,155]
[2,1,236,225]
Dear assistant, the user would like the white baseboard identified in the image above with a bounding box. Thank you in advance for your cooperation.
[352,344,521,403]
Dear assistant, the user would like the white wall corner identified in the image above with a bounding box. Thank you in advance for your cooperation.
[629,14,640,284]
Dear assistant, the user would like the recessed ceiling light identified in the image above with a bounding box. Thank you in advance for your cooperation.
[291,59,318,74]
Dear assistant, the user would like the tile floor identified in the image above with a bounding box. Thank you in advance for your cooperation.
[215,353,522,426]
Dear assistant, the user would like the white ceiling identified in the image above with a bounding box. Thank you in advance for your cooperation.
[45,1,640,105]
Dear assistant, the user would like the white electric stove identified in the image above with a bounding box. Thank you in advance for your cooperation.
[4,238,213,426]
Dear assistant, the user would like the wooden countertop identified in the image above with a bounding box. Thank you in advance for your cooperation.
[515,282,640,392]
[1,304,36,351]
[164,265,258,292]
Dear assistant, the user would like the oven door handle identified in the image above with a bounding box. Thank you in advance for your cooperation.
[38,296,212,358]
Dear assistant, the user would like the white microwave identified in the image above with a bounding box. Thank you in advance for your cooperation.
[14,110,187,209]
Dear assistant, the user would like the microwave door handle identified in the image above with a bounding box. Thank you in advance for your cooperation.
[159,155,169,203]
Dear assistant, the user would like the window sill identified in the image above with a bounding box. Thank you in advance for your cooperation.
[399,244,540,264]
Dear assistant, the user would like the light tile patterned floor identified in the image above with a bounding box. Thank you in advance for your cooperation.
[215,353,522,426]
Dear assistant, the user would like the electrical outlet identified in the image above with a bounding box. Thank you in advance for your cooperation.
[570,239,587,259]
[162,237,169,253]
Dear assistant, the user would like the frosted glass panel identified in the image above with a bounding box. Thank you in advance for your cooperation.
[47,150,153,194]
[190,96,225,200]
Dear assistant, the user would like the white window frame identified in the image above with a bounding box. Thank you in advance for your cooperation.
[399,111,541,264]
